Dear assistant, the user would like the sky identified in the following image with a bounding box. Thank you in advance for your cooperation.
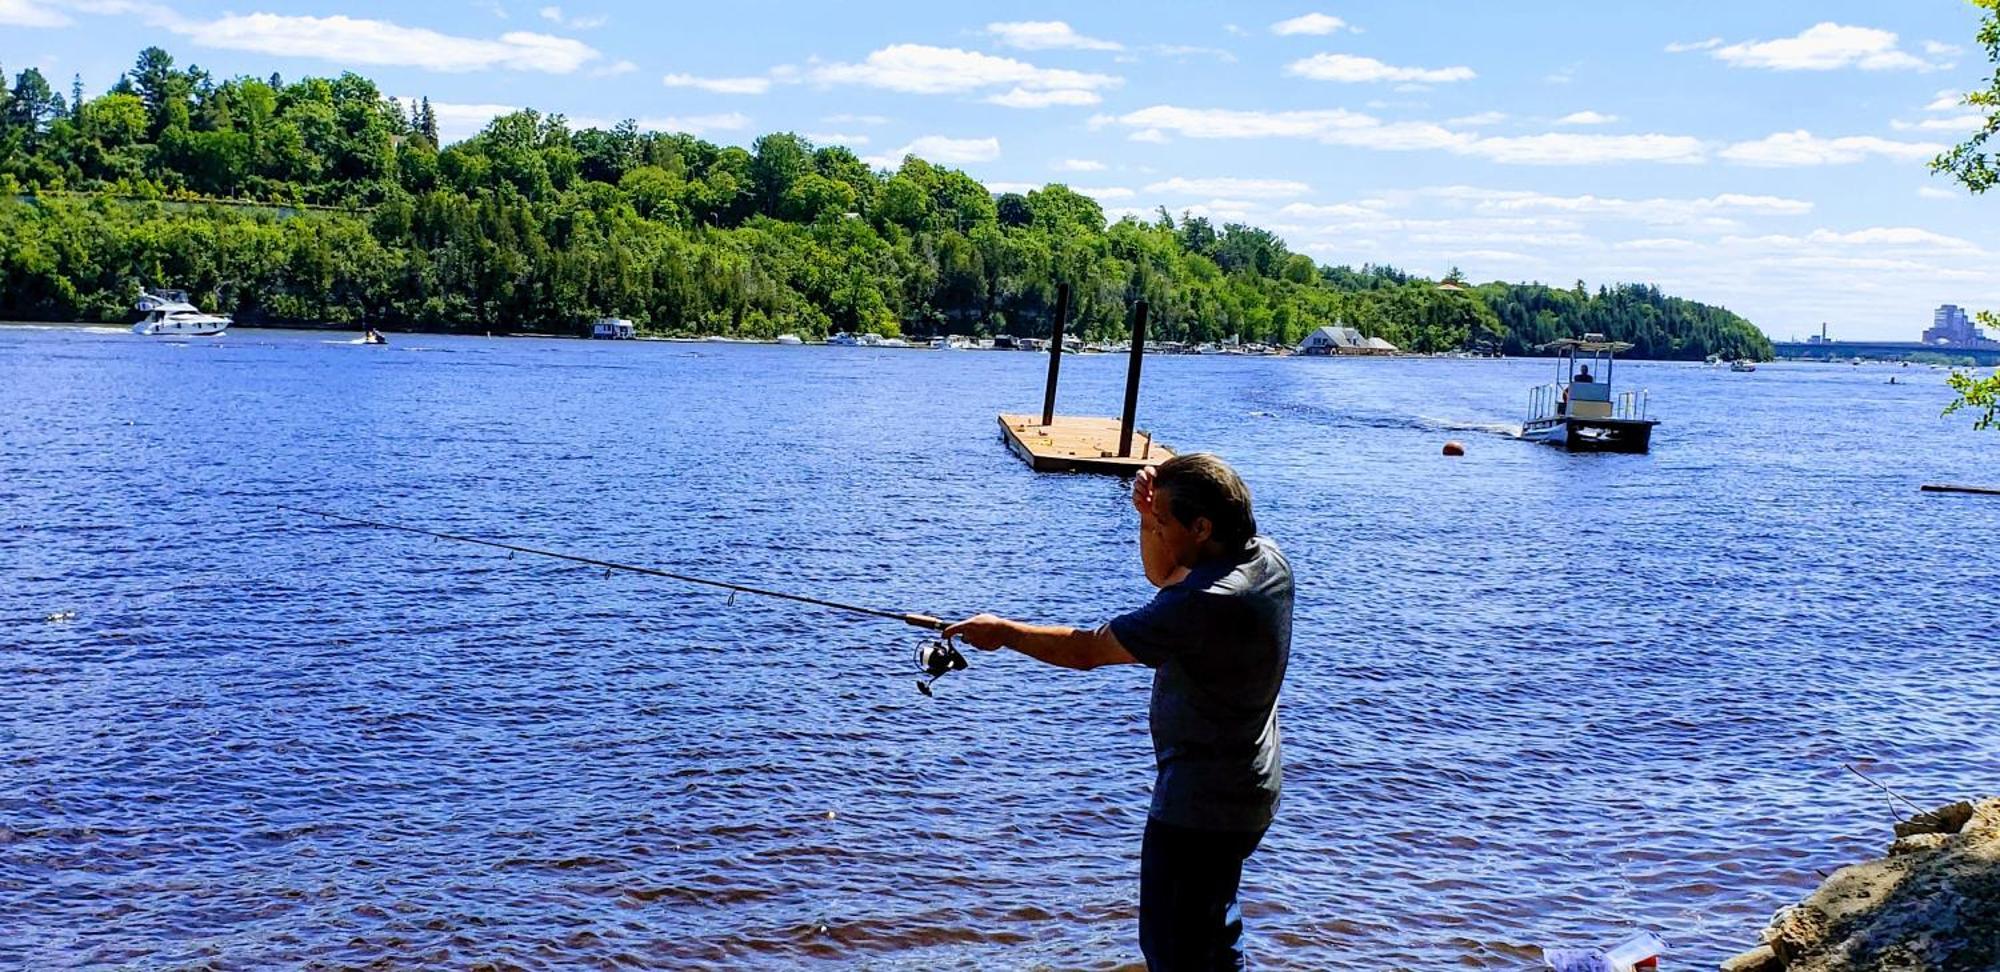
[3,0,1996,341]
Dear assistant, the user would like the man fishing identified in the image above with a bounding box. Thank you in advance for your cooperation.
[945,453,1293,971]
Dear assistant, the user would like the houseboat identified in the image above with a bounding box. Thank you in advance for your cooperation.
[590,317,635,339]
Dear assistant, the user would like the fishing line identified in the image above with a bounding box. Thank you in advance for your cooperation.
[270,504,969,695]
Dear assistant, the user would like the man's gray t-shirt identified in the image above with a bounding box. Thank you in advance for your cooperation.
[1106,536,1293,832]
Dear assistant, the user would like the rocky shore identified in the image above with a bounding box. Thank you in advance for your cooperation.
[1721,798,2000,972]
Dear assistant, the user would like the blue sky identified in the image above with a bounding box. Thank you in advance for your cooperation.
[4,0,1996,341]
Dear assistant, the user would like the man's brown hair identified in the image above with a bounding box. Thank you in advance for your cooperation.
[1154,453,1257,550]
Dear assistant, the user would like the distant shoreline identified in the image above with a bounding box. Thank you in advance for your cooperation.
[9,319,1969,366]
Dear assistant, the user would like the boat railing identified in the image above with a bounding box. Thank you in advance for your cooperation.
[1527,382,1560,421]
[1615,389,1650,420]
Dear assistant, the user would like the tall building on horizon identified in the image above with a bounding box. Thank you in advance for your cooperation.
[1922,304,1993,347]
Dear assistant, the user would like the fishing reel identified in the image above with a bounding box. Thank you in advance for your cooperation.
[915,638,968,697]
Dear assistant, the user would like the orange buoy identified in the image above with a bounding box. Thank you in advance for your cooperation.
[1442,441,1466,457]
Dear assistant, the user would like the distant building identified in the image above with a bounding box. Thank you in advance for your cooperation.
[1923,304,1995,347]
[1298,325,1397,356]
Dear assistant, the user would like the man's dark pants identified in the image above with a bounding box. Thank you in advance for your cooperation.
[1139,818,1268,971]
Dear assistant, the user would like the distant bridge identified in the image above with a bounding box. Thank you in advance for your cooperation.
[1772,340,2000,366]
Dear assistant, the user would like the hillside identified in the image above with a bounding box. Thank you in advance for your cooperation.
[0,48,1773,360]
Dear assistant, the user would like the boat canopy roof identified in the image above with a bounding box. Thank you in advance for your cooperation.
[1540,333,1633,353]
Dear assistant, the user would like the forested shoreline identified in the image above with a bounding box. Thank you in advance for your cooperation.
[0,47,1774,360]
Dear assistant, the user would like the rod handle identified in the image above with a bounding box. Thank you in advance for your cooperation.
[904,614,947,631]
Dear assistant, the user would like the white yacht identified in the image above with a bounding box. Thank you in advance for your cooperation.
[132,290,230,336]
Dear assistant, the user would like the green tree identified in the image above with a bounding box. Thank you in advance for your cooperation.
[1931,0,2000,427]
[7,68,65,133]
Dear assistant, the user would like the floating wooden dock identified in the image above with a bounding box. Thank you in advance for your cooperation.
[999,286,1174,475]
[1920,483,2000,496]
[999,414,1173,473]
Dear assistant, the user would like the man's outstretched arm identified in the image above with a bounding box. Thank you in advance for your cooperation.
[944,614,1140,671]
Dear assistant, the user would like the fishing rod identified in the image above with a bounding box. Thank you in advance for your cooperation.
[271,504,969,695]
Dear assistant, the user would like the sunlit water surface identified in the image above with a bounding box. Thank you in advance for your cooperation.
[3,325,1997,969]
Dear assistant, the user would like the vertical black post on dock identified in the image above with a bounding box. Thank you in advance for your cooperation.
[1118,300,1149,457]
[1041,283,1070,427]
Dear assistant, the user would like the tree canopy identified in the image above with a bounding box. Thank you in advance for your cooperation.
[1932,0,2000,428]
[0,46,1770,360]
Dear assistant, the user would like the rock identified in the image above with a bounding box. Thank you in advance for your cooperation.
[1730,794,2000,972]
[1720,944,1783,972]
[1766,904,1833,961]
[1964,797,2000,835]
[1892,801,1974,839]
[1888,832,1954,857]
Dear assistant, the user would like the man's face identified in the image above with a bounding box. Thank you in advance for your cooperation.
[1139,485,1209,587]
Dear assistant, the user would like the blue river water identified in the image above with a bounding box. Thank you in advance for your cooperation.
[2,324,1997,970]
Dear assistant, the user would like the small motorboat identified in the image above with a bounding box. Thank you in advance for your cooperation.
[362,327,388,345]
[1729,359,1757,372]
[1520,334,1660,453]
[133,289,230,336]
[775,334,803,345]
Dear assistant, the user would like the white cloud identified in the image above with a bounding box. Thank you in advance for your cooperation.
[863,135,1001,169]
[1112,105,1379,139]
[1287,53,1474,83]
[1461,132,1704,165]
[1150,44,1236,62]
[1925,90,1966,111]
[1891,114,1987,133]
[1144,176,1312,198]
[1104,105,1704,164]
[1709,22,1936,72]
[1271,12,1349,35]
[1806,226,1980,249]
[984,20,1122,52]
[1129,128,1171,144]
[187,13,603,73]
[538,6,605,29]
[812,44,1120,96]
[662,73,771,95]
[804,132,869,146]
[0,0,70,27]
[1424,187,1811,228]
[986,87,1101,108]
[1721,130,1945,166]
[624,113,751,136]
[594,59,636,76]
[1614,238,1699,251]
[1664,38,1721,53]
[1922,40,1962,57]
[1055,158,1107,172]
[1917,185,1957,200]
[1074,186,1135,200]
[393,99,518,143]
[1278,201,1389,219]
[1556,110,1618,125]
[1447,111,1508,126]
[1177,198,1263,221]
